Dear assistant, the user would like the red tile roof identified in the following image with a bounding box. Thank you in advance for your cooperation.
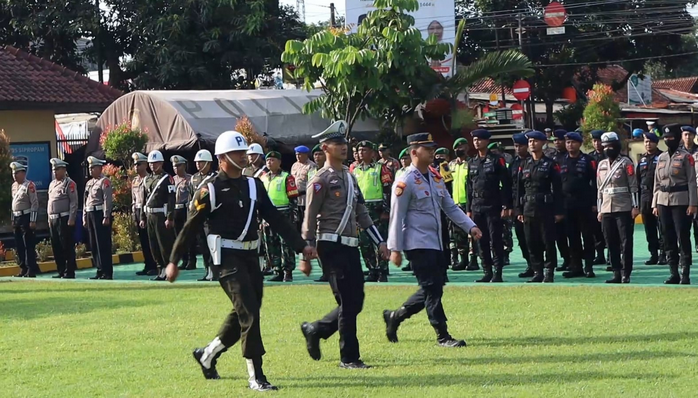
[653,77,698,93]
[0,46,122,112]
[470,79,513,95]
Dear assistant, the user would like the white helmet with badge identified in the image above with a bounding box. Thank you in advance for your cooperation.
[247,143,264,156]
[148,150,165,163]
[194,149,213,162]
[215,131,249,155]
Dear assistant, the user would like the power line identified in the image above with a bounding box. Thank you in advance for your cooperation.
[536,50,698,67]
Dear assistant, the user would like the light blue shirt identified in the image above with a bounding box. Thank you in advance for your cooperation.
[388,165,476,252]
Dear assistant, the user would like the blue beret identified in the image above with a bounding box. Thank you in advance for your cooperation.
[643,132,659,143]
[525,130,547,141]
[512,133,528,145]
[565,132,583,143]
[471,129,491,140]
[681,126,696,135]
[553,129,567,139]
[294,145,310,154]
[590,129,604,139]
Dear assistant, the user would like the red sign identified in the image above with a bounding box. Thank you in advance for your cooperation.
[512,80,531,101]
[511,103,524,120]
[544,2,567,27]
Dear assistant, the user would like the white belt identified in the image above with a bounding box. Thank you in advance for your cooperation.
[603,187,629,194]
[174,204,186,209]
[365,199,382,203]
[85,205,103,212]
[49,212,70,219]
[318,233,359,247]
[135,204,143,209]
[12,209,31,217]
[221,238,259,250]
[275,206,290,211]
[146,207,165,213]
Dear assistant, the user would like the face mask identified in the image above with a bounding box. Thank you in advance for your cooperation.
[455,149,466,157]
[435,157,446,163]
[603,147,619,158]
[665,139,680,151]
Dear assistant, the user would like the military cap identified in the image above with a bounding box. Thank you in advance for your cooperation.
[564,132,583,143]
[10,161,26,172]
[512,133,528,145]
[601,132,619,143]
[132,152,148,164]
[590,129,604,140]
[378,143,389,151]
[553,129,567,140]
[312,120,348,144]
[87,156,106,167]
[681,126,696,135]
[435,147,449,155]
[663,123,681,138]
[170,155,187,165]
[471,129,491,140]
[544,128,552,133]
[487,142,501,149]
[643,132,659,143]
[50,158,68,169]
[407,133,437,147]
[525,130,547,141]
[265,151,282,160]
[453,137,468,148]
[294,145,310,154]
[399,148,410,159]
[356,140,375,150]
[311,144,322,154]
[646,121,656,126]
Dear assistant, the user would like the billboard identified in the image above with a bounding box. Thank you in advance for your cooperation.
[10,142,52,191]
[345,0,456,77]
[628,74,652,106]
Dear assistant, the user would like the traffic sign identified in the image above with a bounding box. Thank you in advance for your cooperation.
[547,27,565,35]
[512,80,531,101]
[489,93,498,106]
[511,103,524,120]
[544,2,567,28]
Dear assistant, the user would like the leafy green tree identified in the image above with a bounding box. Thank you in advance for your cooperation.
[582,84,621,136]
[99,122,148,169]
[282,0,451,137]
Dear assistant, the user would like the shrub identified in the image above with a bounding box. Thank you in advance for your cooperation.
[75,243,88,259]
[35,240,53,262]
[0,241,5,261]
[581,83,621,139]
[0,130,11,224]
[112,212,140,253]
[100,122,148,169]
[102,164,132,212]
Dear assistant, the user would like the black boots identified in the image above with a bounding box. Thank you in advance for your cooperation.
[543,268,554,283]
[490,266,504,283]
[562,261,585,279]
[593,250,606,265]
[665,264,681,284]
[658,252,667,265]
[527,266,544,283]
[622,269,631,284]
[645,252,659,265]
[606,270,622,284]
[434,324,466,347]
[465,254,480,270]
[383,310,402,343]
[681,265,691,285]
[476,265,493,282]
[518,262,534,278]
[555,259,569,272]
[300,322,322,360]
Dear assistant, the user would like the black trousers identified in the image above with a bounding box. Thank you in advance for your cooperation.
[399,249,449,334]
[472,208,504,267]
[593,217,606,253]
[12,214,38,274]
[658,205,692,266]
[174,208,196,265]
[565,207,595,270]
[513,219,529,261]
[49,215,76,276]
[86,210,112,276]
[641,202,663,253]
[555,219,570,262]
[217,250,265,358]
[524,213,557,271]
[601,212,634,272]
[314,241,365,364]
[146,213,176,267]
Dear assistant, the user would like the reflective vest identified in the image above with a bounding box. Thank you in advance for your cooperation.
[395,167,408,181]
[261,171,290,207]
[308,167,317,182]
[451,161,468,205]
[353,163,382,201]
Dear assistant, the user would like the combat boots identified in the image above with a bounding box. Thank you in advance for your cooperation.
[527,266,544,283]
[664,264,681,284]
[593,250,606,265]
[645,252,659,265]
[490,266,504,283]
[401,262,412,271]
[680,265,691,285]
[518,262,534,278]
[606,270,622,284]
[476,265,493,283]
[246,357,278,391]
[300,322,322,360]
[450,249,459,269]
[658,252,668,265]
[283,270,293,282]
[584,262,596,278]
[465,254,480,271]
[622,269,631,284]
[543,268,554,283]
[563,261,585,279]
[383,309,403,343]
[555,259,569,272]
[434,324,466,347]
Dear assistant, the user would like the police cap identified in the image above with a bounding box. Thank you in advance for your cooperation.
[407,133,437,147]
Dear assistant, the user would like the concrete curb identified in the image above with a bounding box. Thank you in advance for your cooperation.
[0,251,145,277]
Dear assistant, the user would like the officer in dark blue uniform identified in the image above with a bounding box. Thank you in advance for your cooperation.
[589,129,607,264]
[466,129,512,283]
[680,125,698,253]
[637,131,665,265]
[510,133,532,276]
[551,129,571,271]
[559,132,597,278]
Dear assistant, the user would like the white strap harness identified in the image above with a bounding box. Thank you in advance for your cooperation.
[145,175,170,207]
[598,159,625,193]
[335,171,355,235]
[208,177,257,241]
[12,181,28,202]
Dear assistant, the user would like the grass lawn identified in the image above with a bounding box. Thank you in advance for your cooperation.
[2,279,698,397]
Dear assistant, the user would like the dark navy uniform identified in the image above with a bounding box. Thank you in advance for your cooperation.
[637,137,664,264]
[551,130,571,270]
[680,135,698,252]
[588,129,607,263]
[509,134,531,276]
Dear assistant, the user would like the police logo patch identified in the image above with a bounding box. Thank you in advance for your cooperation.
[314,183,322,192]
[335,191,341,197]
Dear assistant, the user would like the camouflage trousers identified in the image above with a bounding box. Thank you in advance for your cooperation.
[503,218,514,253]
[263,209,296,273]
[359,201,388,274]
[449,204,478,258]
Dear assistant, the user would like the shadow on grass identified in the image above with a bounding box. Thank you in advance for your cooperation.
[473,332,698,348]
[0,297,164,321]
[278,371,675,389]
[0,281,215,294]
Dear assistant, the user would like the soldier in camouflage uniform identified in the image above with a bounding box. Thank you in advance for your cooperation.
[350,141,393,282]
[449,138,480,270]
[378,143,400,177]
[260,151,300,282]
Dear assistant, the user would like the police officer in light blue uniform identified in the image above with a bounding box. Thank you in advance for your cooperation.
[383,133,483,348]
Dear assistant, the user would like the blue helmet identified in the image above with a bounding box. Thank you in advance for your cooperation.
[632,128,644,138]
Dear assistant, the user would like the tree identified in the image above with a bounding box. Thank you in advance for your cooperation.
[582,84,621,136]
[305,16,346,36]
[99,122,148,170]
[282,0,451,137]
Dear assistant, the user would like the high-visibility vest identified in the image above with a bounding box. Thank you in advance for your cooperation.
[261,171,290,207]
[352,163,382,201]
[308,167,317,182]
[451,161,468,205]
[395,167,408,180]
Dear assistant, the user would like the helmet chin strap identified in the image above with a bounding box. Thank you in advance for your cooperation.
[225,154,245,170]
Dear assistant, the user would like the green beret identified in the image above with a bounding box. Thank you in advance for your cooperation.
[356,140,375,150]
[265,151,281,160]
[453,138,468,149]
[399,148,409,159]
[312,144,322,154]
[487,142,501,149]
[435,147,449,155]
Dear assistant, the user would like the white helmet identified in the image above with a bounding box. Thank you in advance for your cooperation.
[247,143,264,156]
[215,131,248,155]
[194,149,213,162]
[148,150,164,163]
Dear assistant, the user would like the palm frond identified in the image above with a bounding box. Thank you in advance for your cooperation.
[448,50,534,94]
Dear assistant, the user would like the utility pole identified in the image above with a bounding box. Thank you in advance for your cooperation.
[518,14,534,130]
[296,0,306,23]
[495,25,506,105]
[95,0,103,84]
[330,3,336,27]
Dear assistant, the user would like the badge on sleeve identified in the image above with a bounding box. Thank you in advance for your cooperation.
[313,182,322,192]
[103,179,110,188]
[69,181,76,192]
[626,164,634,176]
[28,182,36,193]
[395,181,406,197]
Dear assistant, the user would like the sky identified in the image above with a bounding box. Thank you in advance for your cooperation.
[280,0,345,24]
